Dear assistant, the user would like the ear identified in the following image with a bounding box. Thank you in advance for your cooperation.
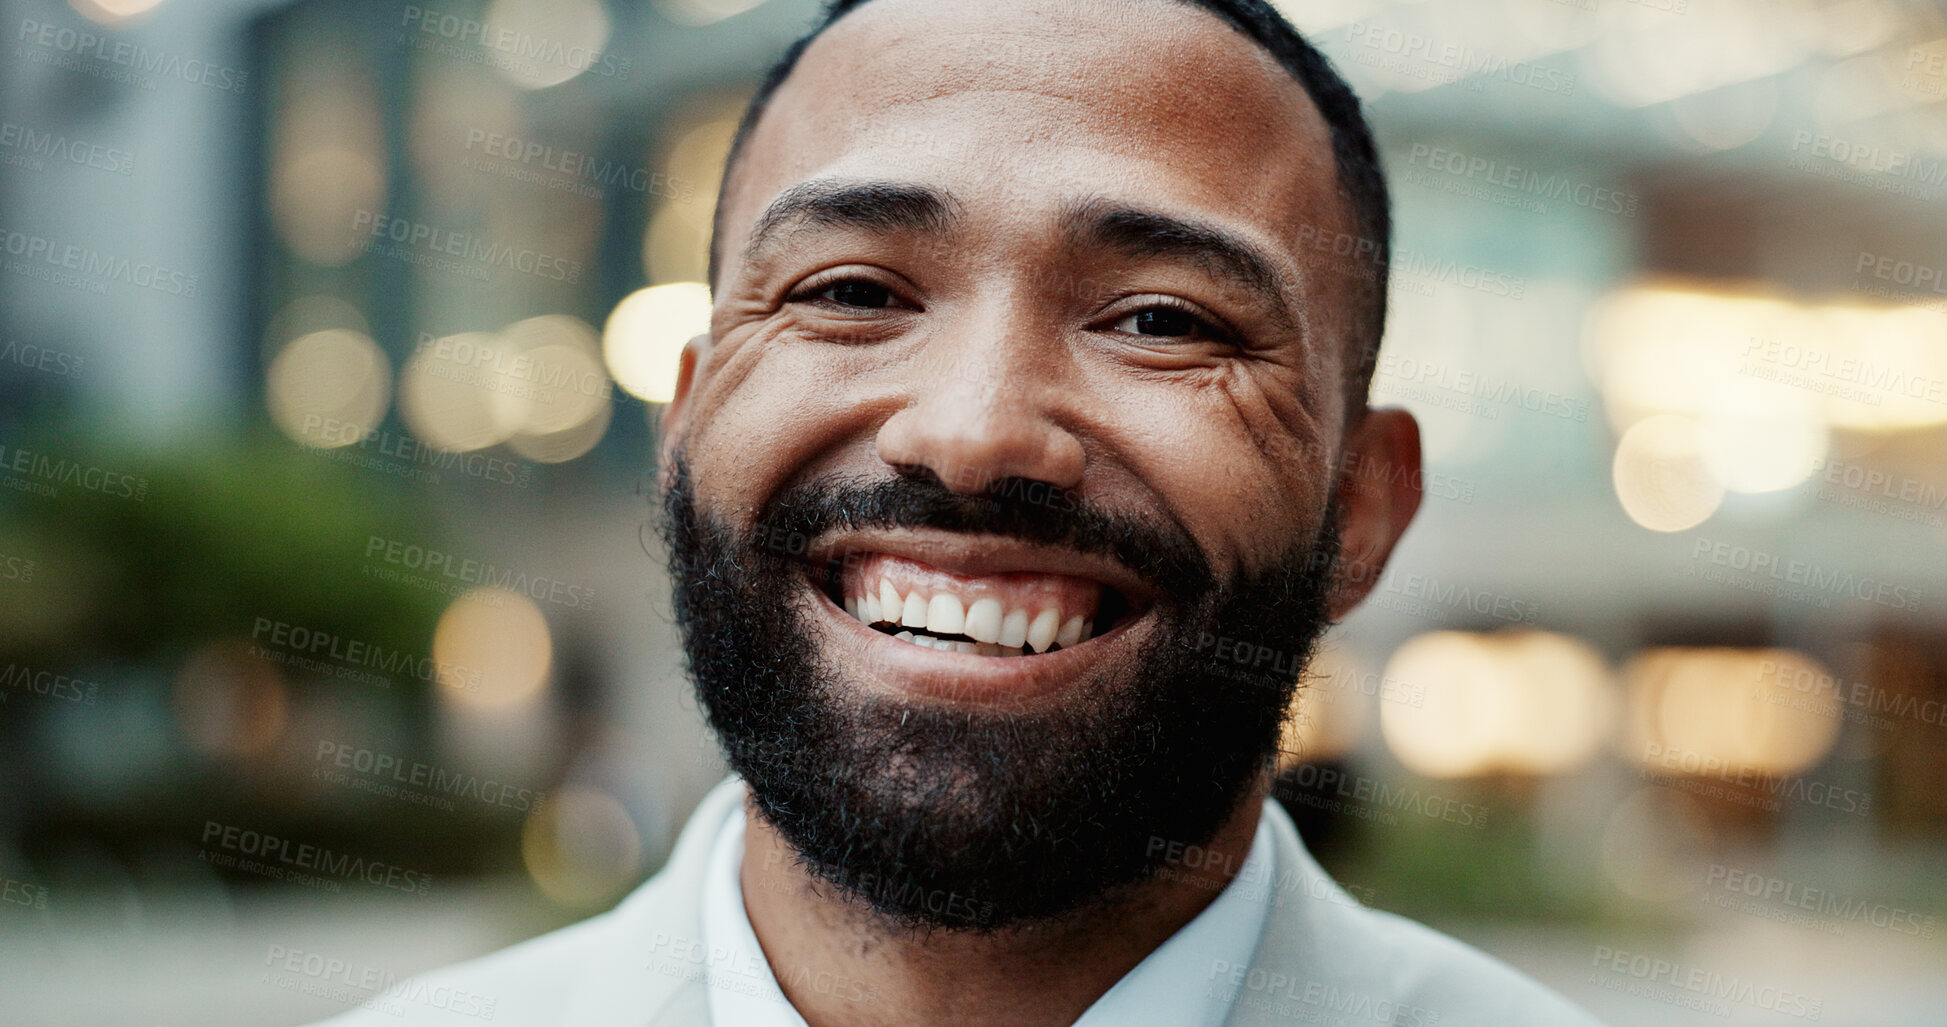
[655,332,714,489]
[1326,406,1422,620]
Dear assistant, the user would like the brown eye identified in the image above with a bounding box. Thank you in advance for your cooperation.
[1116,307,1200,337]
[820,280,895,308]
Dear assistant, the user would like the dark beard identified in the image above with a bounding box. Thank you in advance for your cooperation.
[660,454,1341,933]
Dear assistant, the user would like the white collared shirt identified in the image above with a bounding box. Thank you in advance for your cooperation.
[307,777,1605,1027]
[700,803,1277,1027]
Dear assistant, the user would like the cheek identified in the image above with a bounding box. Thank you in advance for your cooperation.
[682,337,867,513]
[1115,374,1335,565]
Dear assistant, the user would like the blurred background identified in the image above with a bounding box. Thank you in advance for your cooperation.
[1,0,1943,1022]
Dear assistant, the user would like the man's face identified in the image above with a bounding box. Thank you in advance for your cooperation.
[660,0,1412,929]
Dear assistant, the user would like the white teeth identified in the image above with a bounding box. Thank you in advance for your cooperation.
[926,593,966,636]
[852,577,1101,657]
[901,591,929,627]
[998,608,1029,648]
[963,598,1003,643]
[1026,609,1060,654]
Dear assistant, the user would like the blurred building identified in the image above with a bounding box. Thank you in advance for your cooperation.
[1,0,1943,1024]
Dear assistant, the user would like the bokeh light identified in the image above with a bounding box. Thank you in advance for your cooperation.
[268,51,386,266]
[643,116,739,285]
[398,332,524,453]
[603,283,712,403]
[521,785,644,906]
[1380,629,1615,779]
[1587,282,1947,434]
[1611,414,1725,532]
[265,329,392,450]
[1696,378,1829,493]
[1623,647,1845,778]
[67,0,165,25]
[496,315,611,434]
[432,588,553,708]
[483,0,613,90]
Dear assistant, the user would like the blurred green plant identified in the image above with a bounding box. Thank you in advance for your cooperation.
[0,426,446,675]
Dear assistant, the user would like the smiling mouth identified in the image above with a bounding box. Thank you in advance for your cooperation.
[812,549,1145,658]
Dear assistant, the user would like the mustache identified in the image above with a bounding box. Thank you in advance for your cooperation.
[744,464,1217,603]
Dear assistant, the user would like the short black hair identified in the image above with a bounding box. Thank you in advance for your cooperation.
[707,0,1391,409]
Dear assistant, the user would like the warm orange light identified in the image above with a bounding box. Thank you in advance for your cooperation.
[1380,629,1614,778]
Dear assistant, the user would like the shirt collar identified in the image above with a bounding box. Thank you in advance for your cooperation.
[700,800,1277,1027]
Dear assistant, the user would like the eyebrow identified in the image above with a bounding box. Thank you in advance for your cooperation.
[1061,196,1301,336]
[744,179,962,264]
[740,180,1301,337]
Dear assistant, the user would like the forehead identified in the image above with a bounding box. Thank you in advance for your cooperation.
[730,0,1346,262]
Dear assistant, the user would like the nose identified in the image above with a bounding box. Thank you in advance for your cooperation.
[874,331,1086,495]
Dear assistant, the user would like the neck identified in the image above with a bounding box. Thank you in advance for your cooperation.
[737,785,1269,1027]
